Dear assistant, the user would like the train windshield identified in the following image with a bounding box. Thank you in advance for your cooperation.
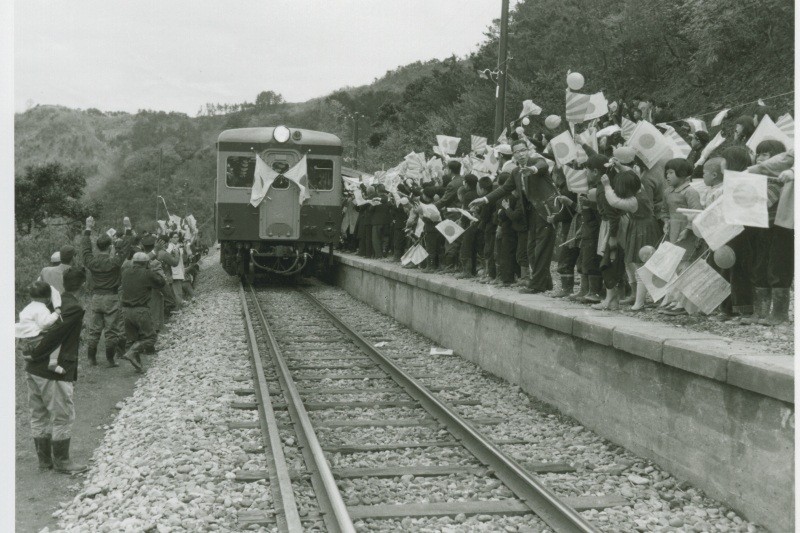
[308,159,334,191]
[226,156,255,187]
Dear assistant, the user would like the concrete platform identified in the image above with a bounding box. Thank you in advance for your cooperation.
[332,253,795,532]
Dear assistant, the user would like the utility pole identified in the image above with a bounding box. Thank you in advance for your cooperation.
[156,148,163,221]
[493,0,510,141]
[354,115,360,169]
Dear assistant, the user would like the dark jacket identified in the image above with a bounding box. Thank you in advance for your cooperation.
[435,174,464,221]
[81,230,133,293]
[121,264,167,307]
[369,195,392,225]
[26,293,84,382]
[484,158,555,221]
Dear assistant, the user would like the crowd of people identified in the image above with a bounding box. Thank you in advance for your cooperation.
[16,215,206,474]
[340,96,794,327]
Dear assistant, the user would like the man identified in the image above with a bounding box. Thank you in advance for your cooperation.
[39,245,75,294]
[140,235,168,332]
[470,138,558,293]
[25,267,88,473]
[434,160,464,271]
[81,216,133,367]
[155,235,179,319]
[119,252,166,372]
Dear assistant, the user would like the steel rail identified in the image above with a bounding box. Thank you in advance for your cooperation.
[248,284,356,533]
[238,284,303,532]
[299,288,599,533]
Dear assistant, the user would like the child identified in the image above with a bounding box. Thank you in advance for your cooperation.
[15,281,64,374]
[661,158,703,315]
[600,168,660,311]
[592,156,628,310]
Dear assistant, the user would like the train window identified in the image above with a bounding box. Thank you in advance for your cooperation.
[308,159,334,191]
[226,156,255,188]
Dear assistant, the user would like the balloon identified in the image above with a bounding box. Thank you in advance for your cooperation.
[515,126,525,135]
[638,245,656,263]
[522,117,531,126]
[567,71,585,91]
[714,245,736,269]
[545,115,562,130]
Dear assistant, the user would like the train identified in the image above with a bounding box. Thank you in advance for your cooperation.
[215,126,346,279]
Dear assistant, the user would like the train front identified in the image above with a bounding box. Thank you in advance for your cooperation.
[216,126,343,278]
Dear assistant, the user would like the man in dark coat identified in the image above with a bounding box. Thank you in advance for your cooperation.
[120,252,167,372]
[470,139,558,293]
[25,267,88,473]
[435,160,464,271]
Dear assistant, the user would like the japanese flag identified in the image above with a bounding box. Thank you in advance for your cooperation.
[620,117,637,141]
[436,219,465,243]
[470,135,488,154]
[746,114,792,152]
[775,114,794,139]
[662,126,692,159]
[549,130,579,166]
[436,135,461,156]
[627,120,670,168]
[684,117,708,133]
[695,131,726,167]
[564,166,589,193]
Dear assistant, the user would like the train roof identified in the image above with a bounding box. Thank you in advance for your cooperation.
[217,127,342,147]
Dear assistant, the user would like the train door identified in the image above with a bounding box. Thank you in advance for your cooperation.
[258,151,302,240]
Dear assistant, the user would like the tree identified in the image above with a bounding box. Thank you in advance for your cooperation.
[15,163,97,234]
[255,90,285,110]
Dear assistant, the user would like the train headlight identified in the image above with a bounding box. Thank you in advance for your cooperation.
[273,125,291,143]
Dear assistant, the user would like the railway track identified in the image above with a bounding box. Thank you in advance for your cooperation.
[233,283,626,532]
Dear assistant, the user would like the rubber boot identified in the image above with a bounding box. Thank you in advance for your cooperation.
[764,288,790,326]
[581,275,603,303]
[568,275,589,301]
[87,344,98,366]
[515,266,530,287]
[552,275,575,298]
[51,438,88,474]
[105,345,119,368]
[34,436,53,471]
[742,287,770,324]
[592,286,619,310]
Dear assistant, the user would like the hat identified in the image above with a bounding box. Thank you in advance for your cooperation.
[50,252,61,264]
[59,245,75,264]
[140,234,156,247]
[132,251,149,263]
[495,144,512,156]
[613,146,636,165]
[62,267,86,292]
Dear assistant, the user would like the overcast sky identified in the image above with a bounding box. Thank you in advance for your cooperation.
[14,0,506,115]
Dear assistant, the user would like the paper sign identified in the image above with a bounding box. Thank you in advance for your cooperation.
[353,188,369,206]
[722,170,768,228]
[157,220,167,233]
[684,117,707,133]
[692,197,744,251]
[436,219,465,243]
[671,257,731,314]
[637,265,677,303]
[694,131,725,167]
[430,347,454,356]
[106,228,117,238]
[643,241,686,281]
[597,124,621,138]
[710,108,730,127]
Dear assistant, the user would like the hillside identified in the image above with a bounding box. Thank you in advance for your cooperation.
[14,0,794,229]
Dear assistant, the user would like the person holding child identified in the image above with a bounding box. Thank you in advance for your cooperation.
[23,267,89,474]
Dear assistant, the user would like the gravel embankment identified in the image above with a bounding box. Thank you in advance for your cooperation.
[53,255,277,533]
[306,284,764,533]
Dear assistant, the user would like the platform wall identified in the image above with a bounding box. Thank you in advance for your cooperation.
[333,255,794,532]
